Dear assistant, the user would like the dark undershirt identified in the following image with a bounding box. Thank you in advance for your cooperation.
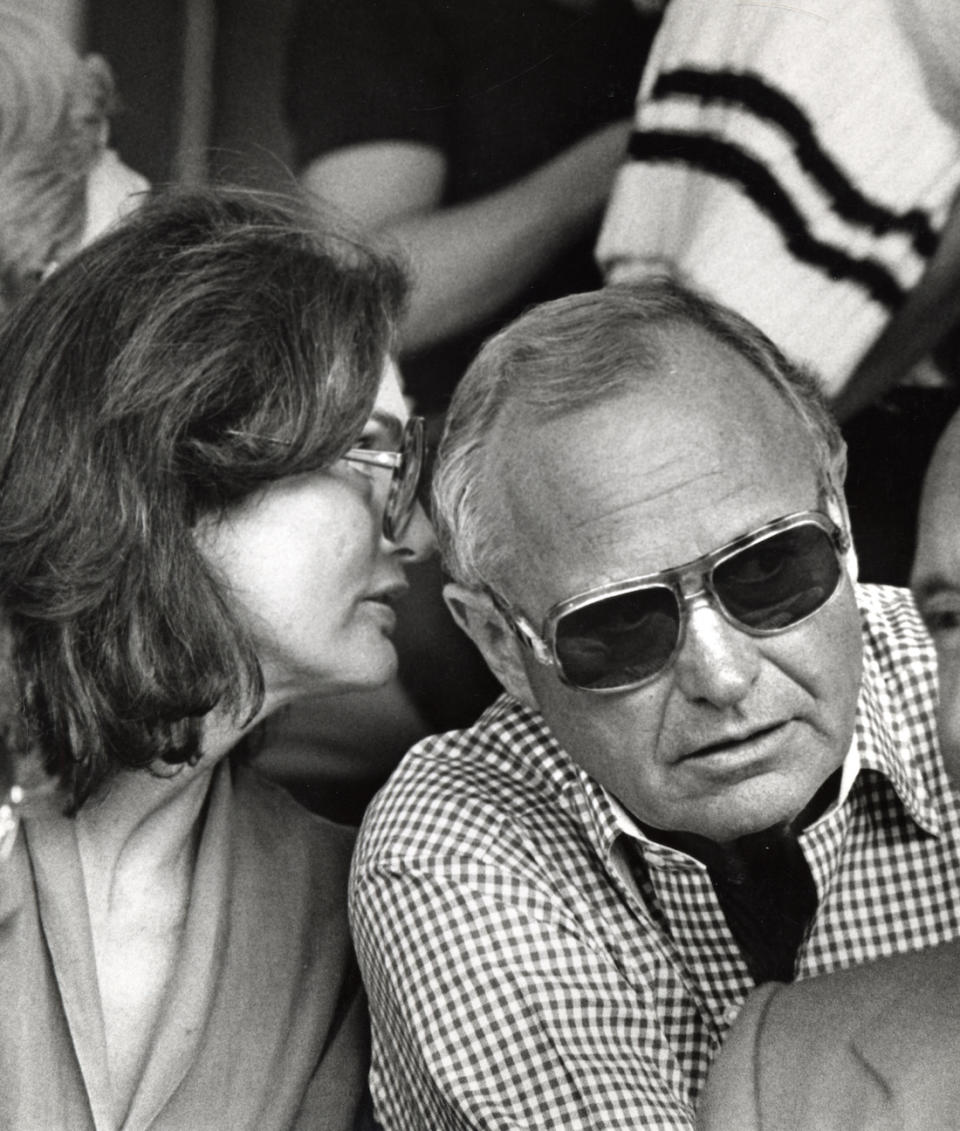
[638,769,842,983]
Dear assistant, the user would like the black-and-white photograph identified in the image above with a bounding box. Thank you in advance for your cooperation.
[2,2,959,1127]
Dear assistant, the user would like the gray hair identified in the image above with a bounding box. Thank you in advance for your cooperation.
[432,278,844,592]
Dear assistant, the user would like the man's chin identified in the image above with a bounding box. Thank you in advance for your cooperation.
[670,777,830,845]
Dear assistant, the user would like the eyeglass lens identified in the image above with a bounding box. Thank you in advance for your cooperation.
[554,522,840,690]
[383,417,424,542]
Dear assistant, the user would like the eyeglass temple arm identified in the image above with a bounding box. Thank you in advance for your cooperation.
[341,449,403,470]
[485,587,554,667]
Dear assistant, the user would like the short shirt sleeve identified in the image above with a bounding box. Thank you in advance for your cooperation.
[284,0,451,169]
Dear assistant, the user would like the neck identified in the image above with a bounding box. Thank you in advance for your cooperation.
[74,701,263,889]
[75,761,213,903]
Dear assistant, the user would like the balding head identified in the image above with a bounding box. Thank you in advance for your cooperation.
[432,279,845,597]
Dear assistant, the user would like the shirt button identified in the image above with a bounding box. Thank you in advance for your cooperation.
[721,1003,742,1026]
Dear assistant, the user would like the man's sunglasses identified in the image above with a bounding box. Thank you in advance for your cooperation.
[497,511,847,693]
[342,415,425,543]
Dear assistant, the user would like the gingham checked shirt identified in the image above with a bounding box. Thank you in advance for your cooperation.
[351,585,960,1129]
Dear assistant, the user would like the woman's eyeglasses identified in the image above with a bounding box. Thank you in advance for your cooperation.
[342,415,425,543]
[495,511,847,693]
[227,414,426,545]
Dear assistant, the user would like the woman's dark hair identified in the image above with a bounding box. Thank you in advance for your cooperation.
[0,187,406,810]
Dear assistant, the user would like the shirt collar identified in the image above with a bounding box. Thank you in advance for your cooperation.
[852,631,941,835]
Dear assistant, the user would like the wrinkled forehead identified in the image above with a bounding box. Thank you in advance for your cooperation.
[496,328,819,489]
[488,340,824,594]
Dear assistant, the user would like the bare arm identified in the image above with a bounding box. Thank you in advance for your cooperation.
[301,121,631,352]
[832,186,960,422]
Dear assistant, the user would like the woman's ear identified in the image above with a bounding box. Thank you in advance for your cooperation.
[443,583,537,708]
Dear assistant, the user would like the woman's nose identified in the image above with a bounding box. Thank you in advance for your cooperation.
[392,500,436,562]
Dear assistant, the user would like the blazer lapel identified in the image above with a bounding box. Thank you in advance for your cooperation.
[123,762,232,1130]
[25,816,114,1131]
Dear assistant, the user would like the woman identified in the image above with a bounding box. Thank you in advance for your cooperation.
[0,5,147,313]
[0,187,431,1129]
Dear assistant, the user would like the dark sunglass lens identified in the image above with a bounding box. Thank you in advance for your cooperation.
[556,586,680,689]
[714,523,840,630]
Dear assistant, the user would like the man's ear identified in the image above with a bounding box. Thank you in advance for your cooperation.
[443,583,537,708]
[823,445,859,584]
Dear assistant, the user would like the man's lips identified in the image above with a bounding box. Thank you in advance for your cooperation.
[678,721,789,762]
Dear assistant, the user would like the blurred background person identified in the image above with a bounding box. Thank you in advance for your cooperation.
[0,187,430,1129]
[0,3,146,314]
[598,0,960,586]
[285,0,658,422]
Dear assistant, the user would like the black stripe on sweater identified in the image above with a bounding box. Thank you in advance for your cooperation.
[650,68,938,257]
[628,129,907,310]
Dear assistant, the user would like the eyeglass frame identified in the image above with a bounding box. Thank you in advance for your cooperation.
[226,414,425,544]
[341,415,425,543]
[491,509,849,694]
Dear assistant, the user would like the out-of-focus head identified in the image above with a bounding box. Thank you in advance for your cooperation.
[0,6,146,315]
[912,410,960,781]
[0,187,413,811]
[435,280,864,843]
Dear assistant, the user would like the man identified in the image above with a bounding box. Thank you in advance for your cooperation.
[697,409,960,1131]
[350,281,960,1128]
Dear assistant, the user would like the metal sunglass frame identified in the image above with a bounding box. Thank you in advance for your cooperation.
[496,510,847,693]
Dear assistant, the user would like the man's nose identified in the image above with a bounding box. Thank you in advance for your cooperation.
[671,597,760,706]
[392,500,436,562]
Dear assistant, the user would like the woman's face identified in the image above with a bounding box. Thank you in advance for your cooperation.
[196,361,434,709]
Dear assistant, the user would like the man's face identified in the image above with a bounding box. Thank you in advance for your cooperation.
[912,413,960,781]
[494,324,863,843]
